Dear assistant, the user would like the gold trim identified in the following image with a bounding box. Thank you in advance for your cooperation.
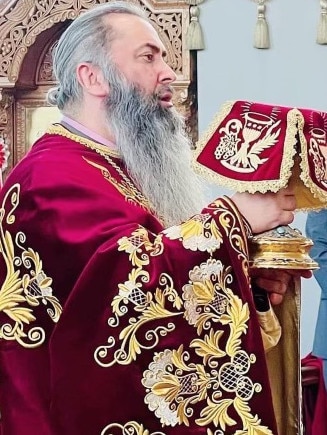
[297,109,327,208]
[193,102,327,210]
[222,194,251,254]
[47,124,121,159]
[83,157,152,212]
[47,124,154,214]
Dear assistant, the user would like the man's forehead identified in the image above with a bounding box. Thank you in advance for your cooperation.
[104,13,165,50]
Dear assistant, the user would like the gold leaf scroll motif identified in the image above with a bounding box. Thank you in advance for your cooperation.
[0,184,62,348]
[143,257,271,433]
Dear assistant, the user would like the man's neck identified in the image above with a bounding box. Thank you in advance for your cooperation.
[61,115,117,150]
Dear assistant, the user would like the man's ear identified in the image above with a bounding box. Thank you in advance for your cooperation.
[76,63,109,97]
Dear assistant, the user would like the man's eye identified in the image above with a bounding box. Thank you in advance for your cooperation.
[143,53,154,62]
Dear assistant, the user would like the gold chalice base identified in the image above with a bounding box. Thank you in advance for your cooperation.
[249,225,319,270]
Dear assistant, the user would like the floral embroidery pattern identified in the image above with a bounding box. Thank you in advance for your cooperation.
[94,227,181,367]
[163,213,223,253]
[95,203,272,433]
[0,184,62,347]
[117,227,164,267]
[142,259,271,433]
[94,267,182,367]
[100,421,165,435]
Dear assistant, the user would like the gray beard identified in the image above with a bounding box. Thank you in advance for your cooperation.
[104,76,206,227]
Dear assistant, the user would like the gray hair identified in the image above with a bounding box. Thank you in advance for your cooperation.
[47,1,146,111]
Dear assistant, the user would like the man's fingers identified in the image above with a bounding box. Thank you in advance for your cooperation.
[251,268,312,281]
[269,292,284,305]
[280,195,296,211]
[278,211,295,226]
[254,276,288,296]
[279,185,295,195]
[286,269,313,279]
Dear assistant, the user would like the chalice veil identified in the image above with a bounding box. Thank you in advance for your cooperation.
[193,100,327,435]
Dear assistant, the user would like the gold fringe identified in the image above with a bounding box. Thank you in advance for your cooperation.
[254,2,270,49]
[186,1,205,51]
[317,0,327,45]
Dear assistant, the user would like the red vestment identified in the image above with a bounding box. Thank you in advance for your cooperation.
[0,125,277,434]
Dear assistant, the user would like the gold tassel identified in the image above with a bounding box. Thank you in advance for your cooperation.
[253,1,270,49]
[186,1,205,51]
[317,0,327,44]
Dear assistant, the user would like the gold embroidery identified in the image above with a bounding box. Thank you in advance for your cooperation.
[141,258,270,431]
[96,203,271,432]
[48,124,155,214]
[164,199,249,278]
[210,198,250,279]
[94,269,183,367]
[47,124,120,159]
[193,100,298,194]
[100,421,165,435]
[146,217,269,431]
[0,184,62,348]
[83,157,152,212]
[118,227,164,267]
[95,227,182,367]
[309,136,326,182]
[163,213,223,253]
[298,109,327,208]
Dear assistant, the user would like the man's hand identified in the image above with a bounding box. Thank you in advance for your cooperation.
[231,187,296,234]
[250,268,312,305]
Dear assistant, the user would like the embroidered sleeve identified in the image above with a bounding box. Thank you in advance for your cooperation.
[90,196,274,434]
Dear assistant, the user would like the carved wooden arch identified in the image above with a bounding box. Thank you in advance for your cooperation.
[0,0,197,175]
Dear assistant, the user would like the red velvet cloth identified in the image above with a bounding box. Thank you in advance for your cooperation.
[0,128,277,434]
[301,354,327,435]
[302,108,327,193]
[193,100,327,203]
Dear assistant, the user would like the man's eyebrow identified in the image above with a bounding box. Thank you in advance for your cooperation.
[137,43,167,57]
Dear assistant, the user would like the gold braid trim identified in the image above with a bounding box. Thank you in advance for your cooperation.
[47,124,121,159]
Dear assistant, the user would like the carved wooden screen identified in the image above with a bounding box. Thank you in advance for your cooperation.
[0,0,196,177]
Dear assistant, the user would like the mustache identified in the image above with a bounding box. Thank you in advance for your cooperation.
[156,85,174,98]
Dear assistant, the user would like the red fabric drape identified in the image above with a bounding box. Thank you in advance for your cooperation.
[301,353,327,435]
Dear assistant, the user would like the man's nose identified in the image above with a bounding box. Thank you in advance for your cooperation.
[159,61,177,84]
